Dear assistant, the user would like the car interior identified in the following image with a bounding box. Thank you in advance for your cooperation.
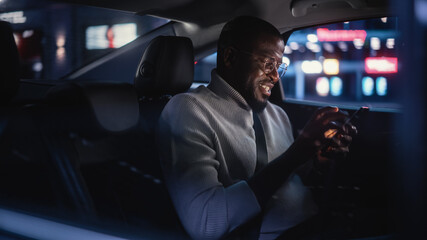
[1,0,426,239]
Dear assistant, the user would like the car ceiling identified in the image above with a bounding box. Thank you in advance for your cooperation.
[54,0,393,53]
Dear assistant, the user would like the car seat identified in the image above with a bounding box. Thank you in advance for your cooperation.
[131,35,193,235]
[41,82,140,219]
[133,35,194,179]
[41,36,194,233]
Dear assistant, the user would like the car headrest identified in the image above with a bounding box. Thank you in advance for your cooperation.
[0,21,20,103]
[134,36,194,98]
[45,83,139,137]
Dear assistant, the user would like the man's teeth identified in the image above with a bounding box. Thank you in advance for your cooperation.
[260,84,270,92]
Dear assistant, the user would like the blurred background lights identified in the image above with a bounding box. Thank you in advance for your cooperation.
[386,38,395,49]
[56,35,66,48]
[330,77,343,96]
[307,34,318,42]
[365,57,398,73]
[323,42,334,53]
[32,62,43,72]
[316,77,330,96]
[376,77,388,96]
[362,76,374,96]
[306,42,321,52]
[111,23,137,48]
[370,37,381,50]
[0,11,26,23]
[301,60,322,74]
[353,38,364,49]
[284,45,292,54]
[338,41,348,52]
[290,42,299,50]
[282,56,290,67]
[317,28,366,42]
[323,58,339,75]
[22,30,34,38]
[56,34,66,62]
[86,23,136,50]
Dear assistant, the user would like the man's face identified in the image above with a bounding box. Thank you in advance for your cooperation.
[232,35,285,112]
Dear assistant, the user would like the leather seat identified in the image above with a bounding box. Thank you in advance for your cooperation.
[131,35,194,232]
[135,35,194,99]
[41,82,140,217]
[133,36,194,178]
[38,35,194,228]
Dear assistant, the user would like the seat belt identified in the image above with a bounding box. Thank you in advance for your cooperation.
[246,112,268,240]
[227,112,268,240]
[253,112,268,172]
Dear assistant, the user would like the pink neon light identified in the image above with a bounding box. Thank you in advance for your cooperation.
[365,57,398,74]
[317,28,367,42]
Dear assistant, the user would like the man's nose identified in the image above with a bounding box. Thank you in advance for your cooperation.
[268,66,280,83]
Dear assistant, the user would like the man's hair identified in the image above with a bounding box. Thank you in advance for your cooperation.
[217,16,282,69]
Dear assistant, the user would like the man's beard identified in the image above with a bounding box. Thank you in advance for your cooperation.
[244,84,268,113]
[248,98,268,113]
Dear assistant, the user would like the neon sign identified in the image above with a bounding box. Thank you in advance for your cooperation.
[317,28,367,42]
[365,57,398,74]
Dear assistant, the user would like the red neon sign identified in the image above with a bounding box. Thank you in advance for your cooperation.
[365,57,398,74]
[316,28,367,42]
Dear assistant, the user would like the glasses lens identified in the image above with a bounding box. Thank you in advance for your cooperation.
[264,59,287,77]
[278,63,288,78]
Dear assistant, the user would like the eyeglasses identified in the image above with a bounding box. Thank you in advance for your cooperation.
[234,48,288,78]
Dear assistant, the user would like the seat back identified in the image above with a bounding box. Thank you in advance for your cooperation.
[0,35,194,234]
[0,82,139,220]
[39,82,140,219]
[133,36,194,178]
[132,35,194,232]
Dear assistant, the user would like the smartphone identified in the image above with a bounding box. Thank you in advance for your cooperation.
[344,106,370,125]
[324,106,369,139]
[321,106,370,157]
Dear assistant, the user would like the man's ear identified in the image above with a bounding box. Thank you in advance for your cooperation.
[223,47,236,68]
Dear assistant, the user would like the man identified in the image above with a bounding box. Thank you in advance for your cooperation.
[157,16,355,239]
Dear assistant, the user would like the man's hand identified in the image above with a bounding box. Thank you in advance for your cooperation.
[318,121,357,161]
[296,106,358,159]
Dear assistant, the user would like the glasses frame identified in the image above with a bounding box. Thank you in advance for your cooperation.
[233,47,288,78]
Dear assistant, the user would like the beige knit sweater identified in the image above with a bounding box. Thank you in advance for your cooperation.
[157,70,317,240]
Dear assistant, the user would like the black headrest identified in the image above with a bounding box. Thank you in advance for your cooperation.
[45,82,139,138]
[0,21,20,103]
[134,36,194,98]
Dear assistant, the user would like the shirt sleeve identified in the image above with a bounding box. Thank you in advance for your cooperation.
[156,94,261,240]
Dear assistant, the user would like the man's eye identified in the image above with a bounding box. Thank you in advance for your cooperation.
[265,61,274,68]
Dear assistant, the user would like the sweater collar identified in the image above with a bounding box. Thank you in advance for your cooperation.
[208,69,251,111]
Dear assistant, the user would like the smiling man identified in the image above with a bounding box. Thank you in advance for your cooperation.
[216,21,286,112]
[157,16,355,240]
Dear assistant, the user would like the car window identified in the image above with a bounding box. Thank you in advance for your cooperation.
[194,17,401,109]
[194,52,217,83]
[1,0,168,80]
[283,17,400,109]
